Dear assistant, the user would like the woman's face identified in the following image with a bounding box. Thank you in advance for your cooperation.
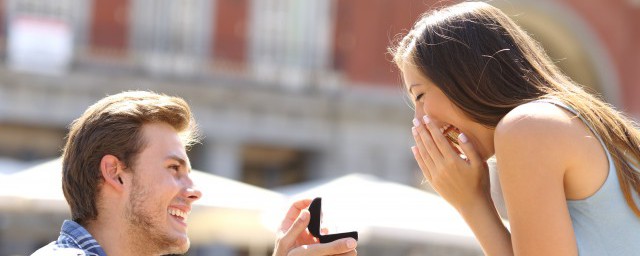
[401,62,495,160]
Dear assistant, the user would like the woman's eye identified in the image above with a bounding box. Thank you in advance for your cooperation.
[415,93,424,101]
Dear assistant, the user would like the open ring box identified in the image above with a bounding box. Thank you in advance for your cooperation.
[307,197,359,243]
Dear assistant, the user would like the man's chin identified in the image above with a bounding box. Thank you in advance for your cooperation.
[180,239,191,252]
[168,237,190,255]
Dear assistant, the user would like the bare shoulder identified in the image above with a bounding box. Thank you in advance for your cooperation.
[496,101,579,146]
[494,101,582,255]
[495,101,582,170]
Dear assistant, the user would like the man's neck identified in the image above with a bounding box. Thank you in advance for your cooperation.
[84,216,157,256]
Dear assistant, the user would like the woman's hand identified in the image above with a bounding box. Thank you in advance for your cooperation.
[411,116,491,210]
[272,199,358,256]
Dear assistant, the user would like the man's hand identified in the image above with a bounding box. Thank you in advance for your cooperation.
[272,199,357,256]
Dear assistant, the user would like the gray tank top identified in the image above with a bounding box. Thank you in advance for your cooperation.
[535,99,640,255]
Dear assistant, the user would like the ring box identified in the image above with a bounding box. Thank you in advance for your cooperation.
[307,197,359,243]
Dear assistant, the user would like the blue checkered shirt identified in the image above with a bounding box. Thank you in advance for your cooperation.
[31,220,106,256]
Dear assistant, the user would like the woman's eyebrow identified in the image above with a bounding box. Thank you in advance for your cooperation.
[408,84,421,94]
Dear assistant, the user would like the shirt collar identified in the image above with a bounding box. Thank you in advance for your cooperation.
[59,220,107,256]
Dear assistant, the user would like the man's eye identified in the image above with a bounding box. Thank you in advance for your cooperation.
[415,93,424,101]
[169,165,180,172]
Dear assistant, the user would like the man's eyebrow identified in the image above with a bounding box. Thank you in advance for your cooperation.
[166,155,191,172]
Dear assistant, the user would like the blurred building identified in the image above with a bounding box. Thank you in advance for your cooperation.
[0,0,638,255]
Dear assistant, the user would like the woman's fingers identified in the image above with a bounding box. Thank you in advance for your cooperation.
[411,146,431,182]
[457,133,483,169]
[413,118,443,161]
[422,116,459,160]
[412,125,435,179]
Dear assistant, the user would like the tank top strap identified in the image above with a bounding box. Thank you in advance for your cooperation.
[530,98,615,169]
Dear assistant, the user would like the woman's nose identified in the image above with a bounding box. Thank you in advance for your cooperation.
[414,108,425,122]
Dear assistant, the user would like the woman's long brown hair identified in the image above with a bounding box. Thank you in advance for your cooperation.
[390,2,640,217]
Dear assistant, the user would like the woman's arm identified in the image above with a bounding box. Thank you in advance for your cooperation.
[456,192,514,256]
[412,103,580,256]
[494,104,578,256]
[412,117,513,256]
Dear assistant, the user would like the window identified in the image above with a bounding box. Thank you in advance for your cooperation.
[248,0,334,88]
[130,0,212,76]
[5,0,89,74]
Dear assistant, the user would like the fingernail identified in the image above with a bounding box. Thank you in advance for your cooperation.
[300,210,308,221]
[411,127,417,136]
[458,133,468,143]
[422,115,431,124]
[346,238,357,249]
[411,146,418,155]
[412,118,420,127]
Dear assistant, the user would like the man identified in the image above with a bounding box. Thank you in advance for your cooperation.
[33,91,356,256]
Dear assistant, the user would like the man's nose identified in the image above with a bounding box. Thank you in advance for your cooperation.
[183,176,202,201]
[184,186,202,202]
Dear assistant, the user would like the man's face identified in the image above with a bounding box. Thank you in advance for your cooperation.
[124,122,201,254]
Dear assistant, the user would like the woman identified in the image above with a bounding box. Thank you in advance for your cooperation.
[390,2,640,255]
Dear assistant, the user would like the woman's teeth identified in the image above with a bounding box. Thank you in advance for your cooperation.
[439,124,452,134]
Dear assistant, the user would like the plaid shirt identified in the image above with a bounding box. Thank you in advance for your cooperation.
[31,220,106,256]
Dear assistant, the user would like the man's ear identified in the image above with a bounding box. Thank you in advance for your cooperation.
[100,154,125,191]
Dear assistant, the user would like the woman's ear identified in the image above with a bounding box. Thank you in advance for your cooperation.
[100,154,125,191]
